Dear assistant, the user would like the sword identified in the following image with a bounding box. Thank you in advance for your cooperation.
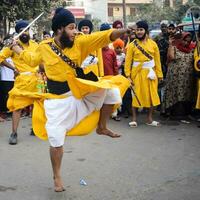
[3,12,44,46]
[129,84,141,106]
[14,12,44,39]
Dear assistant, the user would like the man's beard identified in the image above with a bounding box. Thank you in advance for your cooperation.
[19,33,30,43]
[60,31,74,48]
[136,32,146,41]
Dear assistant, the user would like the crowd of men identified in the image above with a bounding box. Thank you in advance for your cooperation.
[0,7,200,192]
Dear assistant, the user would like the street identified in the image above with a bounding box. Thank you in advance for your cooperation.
[0,114,200,200]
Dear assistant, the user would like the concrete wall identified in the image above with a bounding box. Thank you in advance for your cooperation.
[83,0,108,23]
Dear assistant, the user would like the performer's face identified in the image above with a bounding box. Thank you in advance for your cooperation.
[135,28,146,40]
[59,23,77,48]
[19,28,30,44]
[81,26,90,34]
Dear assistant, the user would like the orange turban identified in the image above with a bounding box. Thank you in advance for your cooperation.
[113,38,124,49]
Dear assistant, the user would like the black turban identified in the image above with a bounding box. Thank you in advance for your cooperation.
[15,20,29,33]
[136,21,149,31]
[78,19,93,33]
[52,7,75,32]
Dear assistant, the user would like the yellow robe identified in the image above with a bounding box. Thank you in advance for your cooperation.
[0,40,39,111]
[124,38,163,108]
[17,30,130,139]
[194,48,200,109]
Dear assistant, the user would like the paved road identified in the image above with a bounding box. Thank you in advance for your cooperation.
[0,114,200,200]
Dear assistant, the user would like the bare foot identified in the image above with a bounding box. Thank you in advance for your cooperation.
[96,128,121,138]
[54,177,65,192]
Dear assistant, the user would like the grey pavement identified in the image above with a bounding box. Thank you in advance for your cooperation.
[0,114,200,200]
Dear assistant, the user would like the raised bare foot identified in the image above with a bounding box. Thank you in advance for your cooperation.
[54,177,65,192]
[96,128,121,138]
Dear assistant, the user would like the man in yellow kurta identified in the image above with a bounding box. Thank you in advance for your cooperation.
[0,20,38,144]
[124,21,163,127]
[194,45,200,109]
[11,8,130,192]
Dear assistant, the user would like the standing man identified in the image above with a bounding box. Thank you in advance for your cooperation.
[10,8,130,191]
[0,20,39,144]
[125,21,163,127]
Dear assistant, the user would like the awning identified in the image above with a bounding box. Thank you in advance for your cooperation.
[67,7,85,18]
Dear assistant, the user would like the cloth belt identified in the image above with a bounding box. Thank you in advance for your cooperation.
[47,79,70,95]
[132,60,156,80]
[20,71,33,75]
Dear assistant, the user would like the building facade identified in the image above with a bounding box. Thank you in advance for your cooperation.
[65,0,107,22]
[107,0,153,23]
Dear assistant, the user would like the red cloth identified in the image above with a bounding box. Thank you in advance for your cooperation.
[102,47,118,76]
[175,32,193,53]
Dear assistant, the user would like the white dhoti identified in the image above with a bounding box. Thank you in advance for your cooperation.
[44,88,121,147]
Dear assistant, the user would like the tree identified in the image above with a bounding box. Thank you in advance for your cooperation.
[127,1,200,27]
[0,0,52,37]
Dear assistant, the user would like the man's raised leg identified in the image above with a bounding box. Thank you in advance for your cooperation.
[96,104,121,138]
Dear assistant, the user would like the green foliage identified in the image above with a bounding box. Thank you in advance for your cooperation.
[128,1,200,26]
[0,0,51,22]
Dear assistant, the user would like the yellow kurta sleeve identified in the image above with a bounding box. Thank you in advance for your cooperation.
[97,48,104,77]
[19,45,42,68]
[77,29,113,62]
[0,47,13,63]
[153,42,163,78]
[194,48,200,72]
[124,42,134,77]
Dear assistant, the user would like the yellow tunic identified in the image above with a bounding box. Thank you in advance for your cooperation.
[194,48,200,109]
[0,40,39,111]
[124,38,163,108]
[17,30,130,139]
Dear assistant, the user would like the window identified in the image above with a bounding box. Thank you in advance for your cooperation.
[108,7,113,17]
[130,7,136,16]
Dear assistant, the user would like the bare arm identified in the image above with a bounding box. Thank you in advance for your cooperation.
[1,60,19,76]
[167,37,175,62]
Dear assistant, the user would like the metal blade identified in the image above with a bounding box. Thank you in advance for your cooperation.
[14,12,44,40]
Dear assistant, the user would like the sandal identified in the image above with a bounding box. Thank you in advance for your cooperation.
[112,116,121,121]
[180,120,190,124]
[146,121,160,127]
[129,121,137,127]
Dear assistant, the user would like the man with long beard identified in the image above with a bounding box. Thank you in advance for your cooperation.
[0,20,39,144]
[125,21,163,128]
[10,8,130,192]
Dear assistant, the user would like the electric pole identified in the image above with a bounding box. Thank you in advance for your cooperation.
[122,0,126,28]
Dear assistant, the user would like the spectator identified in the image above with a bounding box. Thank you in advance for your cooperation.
[164,32,195,121]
